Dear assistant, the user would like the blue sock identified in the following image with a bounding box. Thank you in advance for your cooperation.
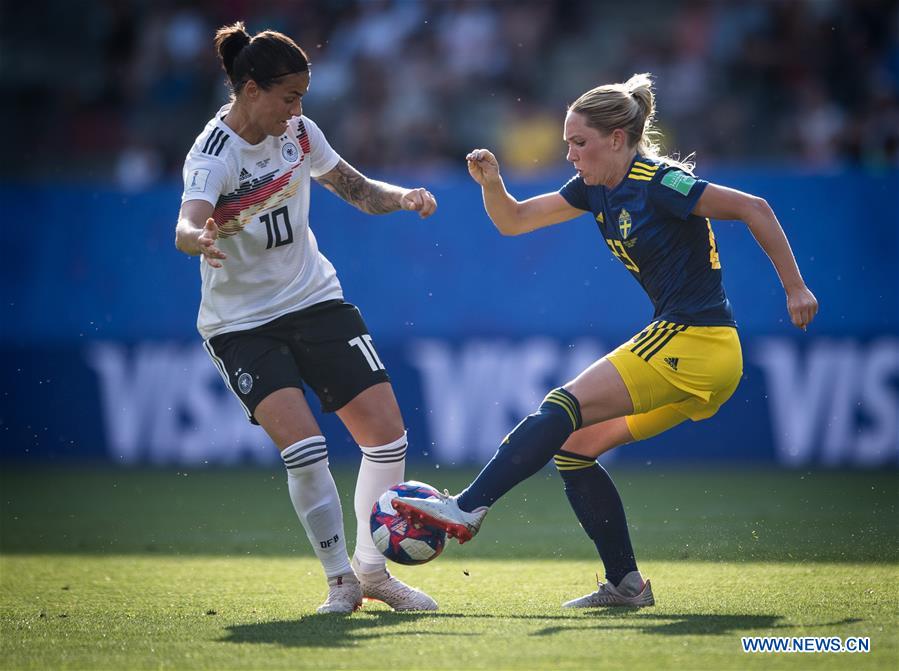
[458,388,582,511]
[554,450,638,586]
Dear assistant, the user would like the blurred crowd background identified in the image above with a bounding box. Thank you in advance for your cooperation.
[5,0,898,188]
[3,1,897,468]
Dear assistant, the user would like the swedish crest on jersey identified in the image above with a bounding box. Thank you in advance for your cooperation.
[618,208,633,238]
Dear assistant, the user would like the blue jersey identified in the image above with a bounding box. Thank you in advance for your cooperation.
[559,155,735,327]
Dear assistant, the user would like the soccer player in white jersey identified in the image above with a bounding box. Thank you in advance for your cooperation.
[174,22,438,614]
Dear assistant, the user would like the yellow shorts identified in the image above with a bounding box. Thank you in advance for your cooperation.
[606,321,743,441]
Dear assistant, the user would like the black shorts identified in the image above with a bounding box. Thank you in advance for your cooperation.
[204,300,390,424]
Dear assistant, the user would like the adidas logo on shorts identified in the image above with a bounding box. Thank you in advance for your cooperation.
[664,357,679,371]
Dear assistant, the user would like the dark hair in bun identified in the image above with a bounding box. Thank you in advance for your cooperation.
[214,21,309,95]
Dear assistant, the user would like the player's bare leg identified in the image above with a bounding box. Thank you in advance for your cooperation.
[336,382,405,447]
[563,357,634,426]
[560,417,633,459]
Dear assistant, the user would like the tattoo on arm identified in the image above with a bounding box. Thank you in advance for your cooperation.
[315,160,404,214]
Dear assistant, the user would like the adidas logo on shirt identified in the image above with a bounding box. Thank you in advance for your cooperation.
[664,357,679,371]
[238,168,252,183]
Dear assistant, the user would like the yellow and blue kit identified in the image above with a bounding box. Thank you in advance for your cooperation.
[559,155,743,439]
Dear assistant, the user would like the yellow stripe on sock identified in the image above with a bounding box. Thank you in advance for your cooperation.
[546,390,580,429]
[553,455,593,465]
[547,390,577,416]
[555,462,596,471]
[553,454,595,466]
[553,458,595,470]
[545,396,577,431]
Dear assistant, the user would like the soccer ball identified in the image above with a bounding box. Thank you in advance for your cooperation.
[370,481,446,565]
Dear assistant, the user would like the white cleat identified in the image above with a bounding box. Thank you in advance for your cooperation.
[316,572,363,614]
[353,558,438,611]
[562,571,655,609]
[392,490,488,544]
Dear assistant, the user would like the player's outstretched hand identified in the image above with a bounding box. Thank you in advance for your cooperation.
[198,217,227,268]
[466,149,501,187]
[786,284,818,331]
[401,188,437,218]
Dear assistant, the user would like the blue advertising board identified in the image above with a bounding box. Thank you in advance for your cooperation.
[1,168,897,467]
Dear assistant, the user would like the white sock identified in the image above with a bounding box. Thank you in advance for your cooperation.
[353,431,407,572]
[282,436,351,579]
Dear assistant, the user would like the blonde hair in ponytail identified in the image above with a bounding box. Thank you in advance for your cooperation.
[569,73,695,173]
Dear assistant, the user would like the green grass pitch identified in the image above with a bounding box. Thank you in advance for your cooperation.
[1,466,897,670]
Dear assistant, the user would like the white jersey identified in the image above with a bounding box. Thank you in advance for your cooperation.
[181,106,343,340]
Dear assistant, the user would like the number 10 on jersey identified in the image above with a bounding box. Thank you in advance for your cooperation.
[260,206,293,249]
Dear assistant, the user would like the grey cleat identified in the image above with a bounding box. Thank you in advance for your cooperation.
[392,490,488,544]
[352,558,438,611]
[317,572,363,614]
[562,571,655,608]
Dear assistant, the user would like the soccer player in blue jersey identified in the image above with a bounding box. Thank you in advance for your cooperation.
[394,73,819,608]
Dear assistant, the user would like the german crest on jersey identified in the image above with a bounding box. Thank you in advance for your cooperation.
[282,142,299,162]
[238,372,253,395]
[618,208,633,238]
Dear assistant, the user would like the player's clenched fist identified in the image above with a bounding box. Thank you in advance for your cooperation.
[466,148,501,187]
[786,284,819,331]
[400,188,437,218]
